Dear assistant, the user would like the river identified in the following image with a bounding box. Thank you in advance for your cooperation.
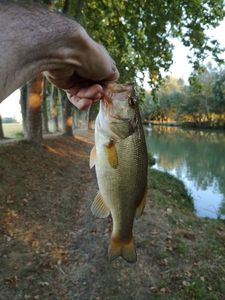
[145,125,225,219]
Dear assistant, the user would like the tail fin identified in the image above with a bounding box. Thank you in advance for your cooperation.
[108,238,137,263]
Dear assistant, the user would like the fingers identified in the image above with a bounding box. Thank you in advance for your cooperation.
[44,28,120,110]
[70,84,103,99]
[65,84,104,110]
[67,96,93,110]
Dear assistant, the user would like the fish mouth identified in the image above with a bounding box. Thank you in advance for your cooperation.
[101,83,138,121]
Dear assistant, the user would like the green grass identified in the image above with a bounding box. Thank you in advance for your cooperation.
[149,168,194,211]
[2,123,23,138]
[147,168,225,299]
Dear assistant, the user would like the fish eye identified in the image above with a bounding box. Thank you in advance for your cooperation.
[128,96,136,108]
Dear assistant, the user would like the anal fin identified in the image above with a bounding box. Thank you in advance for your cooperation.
[135,188,147,219]
[91,191,110,218]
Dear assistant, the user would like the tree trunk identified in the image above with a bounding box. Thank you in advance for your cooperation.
[75,0,84,20]
[50,84,59,133]
[58,90,73,136]
[20,84,28,138]
[42,78,50,134]
[64,98,73,136]
[58,89,66,131]
[63,0,70,13]
[27,74,44,145]
[73,108,79,129]
[0,114,4,139]
[87,103,99,129]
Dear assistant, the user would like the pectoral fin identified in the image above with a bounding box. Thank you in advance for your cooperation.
[89,145,96,169]
[91,191,110,218]
[135,188,147,219]
[104,142,118,169]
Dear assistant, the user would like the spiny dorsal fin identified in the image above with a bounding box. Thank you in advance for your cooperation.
[135,187,147,219]
[108,237,137,263]
[89,145,96,169]
[104,141,118,169]
[91,191,110,218]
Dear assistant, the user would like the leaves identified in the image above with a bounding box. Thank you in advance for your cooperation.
[146,65,225,126]
[37,0,225,88]
[93,1,224,83]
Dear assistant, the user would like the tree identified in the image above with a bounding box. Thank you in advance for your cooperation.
[213,70,225,114]
[0,114,4,139]
[31,0,225,87]
[42,78,50,134]
[20,84,28,138]
[50,85,59,133]
[63,92,73,135]
[57,88,66,131]
[9,0,225,138]
[145,64,225,128]
[26,74,44,145]
[79,0,225,88]
[146,76,186,122]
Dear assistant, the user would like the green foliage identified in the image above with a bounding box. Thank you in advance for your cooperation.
[145,76,186,122]
[16,0,225,91]
[213,71,225,114]
[146,65,225,127]
[80,0,225,86]
[18,0,225,88]
[15,0,225,131]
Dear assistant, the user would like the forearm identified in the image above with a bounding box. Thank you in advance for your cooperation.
[0,2,115,102]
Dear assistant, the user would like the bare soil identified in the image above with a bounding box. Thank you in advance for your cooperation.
[0,131,224,300]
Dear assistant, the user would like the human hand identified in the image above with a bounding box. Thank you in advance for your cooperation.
[45,28,119,109]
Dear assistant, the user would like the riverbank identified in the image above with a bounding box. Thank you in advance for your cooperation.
[0,131,224,299]
[148,121,225,130]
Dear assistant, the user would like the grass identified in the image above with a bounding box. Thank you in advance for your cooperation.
[148,168,225,299]
[2,123,23,138]
[149,168,194,211]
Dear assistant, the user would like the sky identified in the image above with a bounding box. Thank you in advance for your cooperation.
[1,19,225,122]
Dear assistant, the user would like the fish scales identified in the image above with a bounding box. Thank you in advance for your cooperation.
[90,83,148,263]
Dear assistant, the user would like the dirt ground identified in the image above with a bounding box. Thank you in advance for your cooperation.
[0,131,225,300]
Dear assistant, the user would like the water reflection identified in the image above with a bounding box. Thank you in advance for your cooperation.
[145,126,225,219]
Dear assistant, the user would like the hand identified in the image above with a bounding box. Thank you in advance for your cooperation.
[65,83,105,110]
[45,28,119,109]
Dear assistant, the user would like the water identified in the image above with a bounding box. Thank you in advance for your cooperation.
[145,125,225,219]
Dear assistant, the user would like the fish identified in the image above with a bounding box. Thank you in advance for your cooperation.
[90,83,148,263]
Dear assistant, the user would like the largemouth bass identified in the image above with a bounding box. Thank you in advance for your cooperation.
[90,83,148,263]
